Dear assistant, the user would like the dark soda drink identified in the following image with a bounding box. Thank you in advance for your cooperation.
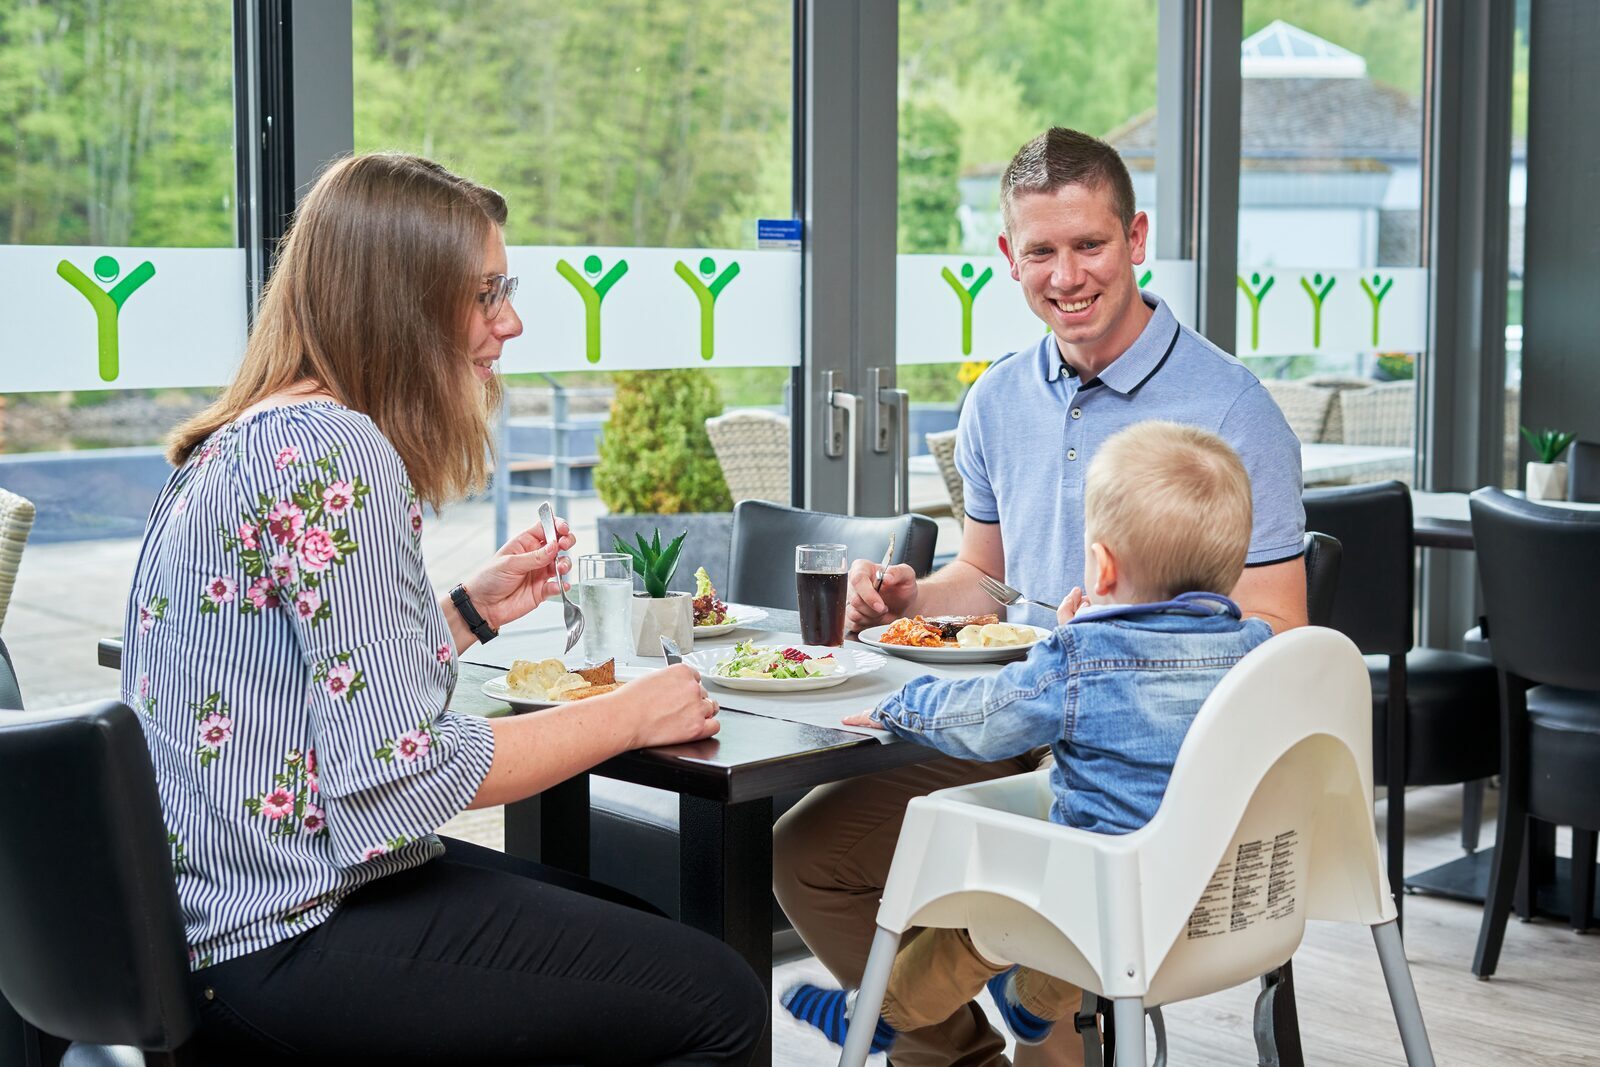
[797,570,848,646]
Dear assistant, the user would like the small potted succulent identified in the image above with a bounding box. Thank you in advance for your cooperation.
[1522,427,1577,502]
[615,528,694,656]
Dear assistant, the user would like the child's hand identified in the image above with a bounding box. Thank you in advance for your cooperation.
[1057,587,1092,625]
[842,710,885,729]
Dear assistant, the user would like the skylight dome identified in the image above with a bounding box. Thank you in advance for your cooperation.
[1241,19,1367,79]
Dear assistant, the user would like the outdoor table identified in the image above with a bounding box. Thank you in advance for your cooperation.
[100,605,1017,1065]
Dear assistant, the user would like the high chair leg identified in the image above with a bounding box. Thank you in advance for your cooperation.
[838,926,901,1067]
[1112,999,1147,1067]
[1372,920,1436,1066]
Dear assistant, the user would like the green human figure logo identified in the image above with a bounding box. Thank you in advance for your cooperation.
[1358,273,1394,347]
[1235,272,1276,351]
[57,254,156,382]
[556,254,629,363]
[939,263,993,356]
[673,256,741,361]
[1298,272,1336,348]
[1137,269,1153,288]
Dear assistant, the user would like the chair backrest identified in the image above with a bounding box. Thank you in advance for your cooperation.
[726,501,938,610]
[0,637,21,712]
[1471,487,1600,691]
[880,628,1384,1006]
[0,701,196,1051]
[1335,380,1415,448]
[1303,481,1412,655]
[704,409,790,505]
[1302,530,1341,628]
[1258,379,1336,444]
[1568,440,1600,503]
[923,430,965,525]
[0,489,36,632]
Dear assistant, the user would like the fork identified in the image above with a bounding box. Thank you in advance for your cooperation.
[538,500,584,654]
[976,572,1057,615]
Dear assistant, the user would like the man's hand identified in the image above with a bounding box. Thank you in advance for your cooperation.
[842,710,885,729]
[845,560,917,633]
[1056,586,1092,625]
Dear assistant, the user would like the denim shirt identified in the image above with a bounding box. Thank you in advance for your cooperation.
[871,593,1273,835]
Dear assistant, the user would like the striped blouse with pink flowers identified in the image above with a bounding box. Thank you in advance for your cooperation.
[121,401,495,970]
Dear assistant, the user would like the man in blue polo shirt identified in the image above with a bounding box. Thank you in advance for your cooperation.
[774,127,1305,1067]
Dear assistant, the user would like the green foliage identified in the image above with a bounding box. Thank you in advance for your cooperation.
[899,98,962,253]
[1521,427,1576,465]
[613,528,688,598]
[594,369,733,514]
[1376,354,1415,380]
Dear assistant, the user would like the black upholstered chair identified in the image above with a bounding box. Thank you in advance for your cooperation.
[0,698,198,1067]
[725,501,940,610]
[1303,530,1341,628]
[1471,489,1600,975]
[1567,440,1600,503]
[1303,481,1499,923]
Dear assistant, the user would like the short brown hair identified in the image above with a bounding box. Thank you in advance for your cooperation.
[1084,422,1253,599]
[1000,127,1137,234]
[169,152,508,509]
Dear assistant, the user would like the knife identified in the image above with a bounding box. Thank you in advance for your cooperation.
[873,533,897,592]
[660,636,684,665]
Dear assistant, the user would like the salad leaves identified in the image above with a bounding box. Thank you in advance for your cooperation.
[693,566,731,627]
[714,641,838,680]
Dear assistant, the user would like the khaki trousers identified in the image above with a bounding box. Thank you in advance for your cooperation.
[881,928,1080,1033]
[773,750,1086,1067]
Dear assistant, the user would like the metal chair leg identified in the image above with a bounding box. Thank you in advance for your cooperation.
[1112,999,1147,1067]
[1253,962,1304,1067]
[1076,991,1105,1067]
[838,926,900,1067]
[1461,779,1486,853]
[1372,920,1436,1066]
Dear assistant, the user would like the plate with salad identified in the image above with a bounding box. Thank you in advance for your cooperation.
[691,567,767,637]
[683,641,885,693]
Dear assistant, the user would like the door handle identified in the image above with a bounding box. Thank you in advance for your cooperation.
[823,370,862,516]
[871,367,911,515]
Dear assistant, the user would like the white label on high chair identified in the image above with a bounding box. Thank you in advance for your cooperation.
[1186,830,1300,940]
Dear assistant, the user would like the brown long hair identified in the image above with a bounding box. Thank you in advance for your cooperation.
[169,152,508,509]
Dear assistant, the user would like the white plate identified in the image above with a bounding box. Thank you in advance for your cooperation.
[685,643,886,693]
[693,603,769,638]
[855,623,1052,664]
[482,665,652,710]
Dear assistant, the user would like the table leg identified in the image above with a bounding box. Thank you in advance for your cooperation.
[504,772,591,876]
[680,795,775,1067]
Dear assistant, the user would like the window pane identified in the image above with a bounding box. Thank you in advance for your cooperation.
[1238,4,1427,489]
[1505,0,1530,488]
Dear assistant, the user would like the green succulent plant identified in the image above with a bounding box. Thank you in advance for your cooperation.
[1520,426,1577,465]
[614,528,688,598]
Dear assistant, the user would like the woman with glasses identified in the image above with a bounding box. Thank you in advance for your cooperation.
[126,153,761,1063]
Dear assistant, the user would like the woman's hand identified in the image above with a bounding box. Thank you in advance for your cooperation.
[461,516,578,631]
[621,665,721,748]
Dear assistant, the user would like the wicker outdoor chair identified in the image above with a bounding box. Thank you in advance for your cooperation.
[0,489,36,632]
[704,409,790,505]
[924,429,965,526]
[1258,378,1337,444]
[1333,381,1416,485]
[1302,375,1380,444]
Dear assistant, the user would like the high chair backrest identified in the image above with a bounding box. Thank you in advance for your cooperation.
[878,627,1384,1005]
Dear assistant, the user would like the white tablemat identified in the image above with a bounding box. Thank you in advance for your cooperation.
[464,605,1005,742]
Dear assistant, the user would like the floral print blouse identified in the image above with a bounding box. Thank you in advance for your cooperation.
[121,402,495,969]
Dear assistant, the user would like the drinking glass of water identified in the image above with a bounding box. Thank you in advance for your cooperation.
[795,543,848,646]
[577,553,633,663]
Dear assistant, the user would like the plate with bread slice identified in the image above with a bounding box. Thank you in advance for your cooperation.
[855,613,1052,664]
[482,657,650,710]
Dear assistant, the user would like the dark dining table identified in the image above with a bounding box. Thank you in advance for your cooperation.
[100,608,945,1065]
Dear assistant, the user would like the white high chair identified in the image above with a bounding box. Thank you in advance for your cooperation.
[840,627,1434,1067]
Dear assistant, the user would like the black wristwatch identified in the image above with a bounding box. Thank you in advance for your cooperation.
[449,584,498,643]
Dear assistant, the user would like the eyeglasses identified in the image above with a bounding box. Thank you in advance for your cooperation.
[477,273,519,322]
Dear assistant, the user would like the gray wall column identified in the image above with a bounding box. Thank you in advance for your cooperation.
[290,0,354,196]
[1156,0,1197,263]
[1194,0,1241,351]
[803,0,898,515]
[1419,0,1515,649]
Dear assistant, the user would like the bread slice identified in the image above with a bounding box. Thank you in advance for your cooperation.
[575,659,616,686]
[556,682,621,702]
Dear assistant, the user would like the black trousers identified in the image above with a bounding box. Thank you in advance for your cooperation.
[187,837,767,1065]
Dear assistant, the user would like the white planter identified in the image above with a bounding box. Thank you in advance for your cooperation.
[631,592,695,657]
[1526,461,1568,502]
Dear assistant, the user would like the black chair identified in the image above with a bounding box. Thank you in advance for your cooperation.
[1471,488,1600,975]
[1303,481,1499,923]
[587,503,939,933]
[0,699,198,1066]
[1567,439,1600,503]
[1302,530,1341,628]
[725,501,939,610]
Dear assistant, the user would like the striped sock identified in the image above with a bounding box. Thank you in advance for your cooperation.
[986,968,1056,1046]
[780,984,897,1053]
